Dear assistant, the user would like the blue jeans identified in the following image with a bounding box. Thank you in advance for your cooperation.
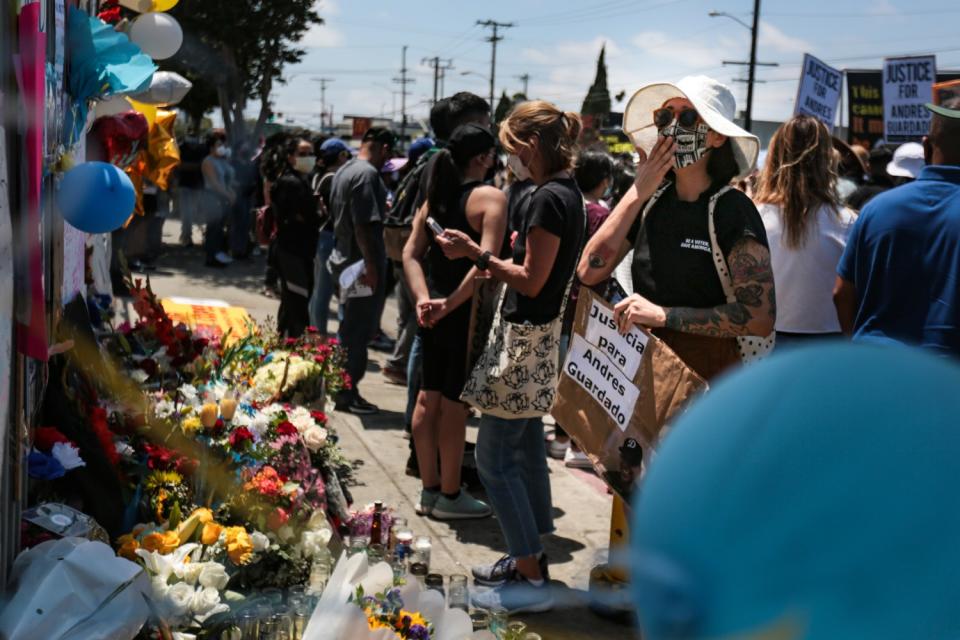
[337,262,386,400]
[476,415,554,558]
[405,334,423,427]
[309,231,336,334]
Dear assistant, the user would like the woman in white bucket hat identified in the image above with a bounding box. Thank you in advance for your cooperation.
[579,75,776,380]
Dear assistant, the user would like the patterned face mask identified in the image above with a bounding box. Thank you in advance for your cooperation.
[659,121,711,169]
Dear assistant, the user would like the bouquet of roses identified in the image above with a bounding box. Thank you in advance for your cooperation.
[250,329,349,405]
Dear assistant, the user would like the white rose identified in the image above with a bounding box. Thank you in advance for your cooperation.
[301,530,331,558]
[179,384,198,402]
[251,531,270,552]
[248,413,270,438]
[198,563,230,590]
[301,425,328,452]
[165,582,195,618]
[191,586,229,623]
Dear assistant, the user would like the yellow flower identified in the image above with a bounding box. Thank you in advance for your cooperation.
[141,530,181,554]
[117,538,140,561]
[181,416,203,433]
[201,522,224,545]
[190,507,214,524]
[224,526,253,565]
[145,470,184,492]
[399,611,428,629]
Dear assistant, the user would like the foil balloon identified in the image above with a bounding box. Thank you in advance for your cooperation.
[145,110,181,191]
[131,70,192,106]
[152,0,180,10]
[94,95,134,119]
[57,162,137,233]
[126,97,158,129]
[90,112,149,169]
[129,12,183,60]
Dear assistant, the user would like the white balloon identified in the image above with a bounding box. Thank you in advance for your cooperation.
[132,71,192,106]
[94,95,133,119]
[129,12,183,60]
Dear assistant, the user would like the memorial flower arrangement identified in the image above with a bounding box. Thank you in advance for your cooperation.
[357,587,434,640]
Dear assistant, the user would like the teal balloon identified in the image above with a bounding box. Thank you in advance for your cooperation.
[57,162,136,233]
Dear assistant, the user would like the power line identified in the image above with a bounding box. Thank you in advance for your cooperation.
[477,20,514,117]
[393,45,415,143]
[311,77,334,132]
[422,56,454,105]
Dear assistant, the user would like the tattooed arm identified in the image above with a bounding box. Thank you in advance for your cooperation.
[612,238,776,337]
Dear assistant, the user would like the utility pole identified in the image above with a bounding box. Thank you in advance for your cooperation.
[393,45,414,146]
[422,56,454,105]
[477,20,513,114]
[312,77,334,132]
[745,0,761,132]
[516,73,530,97]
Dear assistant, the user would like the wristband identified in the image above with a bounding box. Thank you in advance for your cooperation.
[476,250,493,271]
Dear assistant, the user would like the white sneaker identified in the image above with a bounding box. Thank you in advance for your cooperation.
[564,447,593,469]
[214,251,234,265]
[547,438,569,460]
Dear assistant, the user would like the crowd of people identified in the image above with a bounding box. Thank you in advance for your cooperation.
[152,79,959,616]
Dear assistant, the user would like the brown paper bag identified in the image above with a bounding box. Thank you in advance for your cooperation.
[550,289,707,501]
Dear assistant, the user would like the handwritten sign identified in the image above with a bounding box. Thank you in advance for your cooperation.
[564,333,640,429]
[794,54,842,130]
[883,55,937,142]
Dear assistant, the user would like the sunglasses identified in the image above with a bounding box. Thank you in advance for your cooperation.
[654,107,701,129]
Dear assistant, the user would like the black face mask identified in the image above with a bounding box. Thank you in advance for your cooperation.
[660,121,711,168]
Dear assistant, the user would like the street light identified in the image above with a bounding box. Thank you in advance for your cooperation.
[709,1,763,132]
[460,70,490,82]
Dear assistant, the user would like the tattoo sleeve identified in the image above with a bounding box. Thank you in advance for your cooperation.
[664,238,776,338]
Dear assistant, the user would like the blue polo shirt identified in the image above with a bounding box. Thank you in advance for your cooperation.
[838,165,960,356]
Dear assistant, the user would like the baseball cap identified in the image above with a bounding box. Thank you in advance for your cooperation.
[886,142,924,179]
[630,343,960,639]
[408,137,435,164]
[925,100,960,119]
[362,127,396,147]
[319,137,351,160]
[619,437,643,466]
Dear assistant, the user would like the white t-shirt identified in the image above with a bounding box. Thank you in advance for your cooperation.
[758,202,856,334]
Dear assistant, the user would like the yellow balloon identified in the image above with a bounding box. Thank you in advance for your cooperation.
[152,0,179,11]
[127,97,158,129]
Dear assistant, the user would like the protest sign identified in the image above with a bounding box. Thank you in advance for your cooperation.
[847,68,960,148]
[883,55,936,143]
[551,289,707,502]
[794,54,842,130]
[161,297,254,344]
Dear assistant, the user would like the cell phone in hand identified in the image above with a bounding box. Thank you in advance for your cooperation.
[426,216,445,236]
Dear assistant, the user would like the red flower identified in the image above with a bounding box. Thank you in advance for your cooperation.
[276,421,298,437]
[144,443,178,470]
[229,427,254,451]
[210,418,226,434]
[34,427,72,452]
[284,338,298,347]
[341,372,353,390]
[310,411,328,425]
[267,507,290,531]
[306,326,319,334]
[313,354,326,364]
[89,406,119,466]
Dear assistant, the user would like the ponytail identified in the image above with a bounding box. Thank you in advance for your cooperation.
[500,101,581,174]
[426,148,461,225]
[561,111,583,144]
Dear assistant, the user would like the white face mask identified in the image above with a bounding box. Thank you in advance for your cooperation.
[214,145,227,157]
[295,156,316,174]
[507,153,531,181]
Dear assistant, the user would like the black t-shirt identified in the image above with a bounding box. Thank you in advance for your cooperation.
[273,169,321,259]
[502,177,585,324]
[177,140,206,189]
[627,185,767,309]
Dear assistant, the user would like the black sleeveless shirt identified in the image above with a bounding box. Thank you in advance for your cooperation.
[426,181,483,297]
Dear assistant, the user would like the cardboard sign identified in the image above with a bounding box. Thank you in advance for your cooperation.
[551,289,707,502]
[794,54,842,130]
[161,298,253,343]
[883,55,937,143]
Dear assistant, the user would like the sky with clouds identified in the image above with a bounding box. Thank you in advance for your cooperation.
[259,0,960,131]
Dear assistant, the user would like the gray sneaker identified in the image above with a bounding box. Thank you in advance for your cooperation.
[416,488,440,516]
[431,491,492,520]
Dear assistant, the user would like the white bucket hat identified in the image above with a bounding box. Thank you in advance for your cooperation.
[623,75,760,180]
[886,142,924,179]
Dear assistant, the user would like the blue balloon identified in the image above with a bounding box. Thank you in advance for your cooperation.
[57,161,136,233]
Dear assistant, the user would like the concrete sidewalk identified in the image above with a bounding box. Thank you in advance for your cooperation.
[144,219,639,639]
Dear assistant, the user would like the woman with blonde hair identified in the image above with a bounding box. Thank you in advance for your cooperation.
[754,114,855,348]
[436,100,586,613]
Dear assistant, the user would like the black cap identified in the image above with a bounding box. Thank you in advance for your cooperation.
[448,123,496,163]
[363,127,397,147]
[619,438,643,466]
